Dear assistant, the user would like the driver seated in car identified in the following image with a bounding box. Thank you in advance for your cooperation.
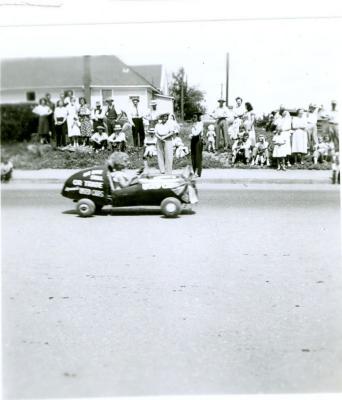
[107,152,136,189]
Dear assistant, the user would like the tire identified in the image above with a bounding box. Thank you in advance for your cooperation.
[160,197,182,218]
[77,198,96,217]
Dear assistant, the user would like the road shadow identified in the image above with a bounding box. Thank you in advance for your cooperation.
[62,207,196,217]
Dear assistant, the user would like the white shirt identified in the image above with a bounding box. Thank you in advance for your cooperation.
[191,121,203,137]
[307,110,318,125]
[54,106,68,121]
[329,110,338,124]
[212,106,230,119]
[233,104,245,118]
[155,121,174,140]
[92,107,105,120]
[91,132,108,143]
[128,103,146,118]
[33,105,52,116]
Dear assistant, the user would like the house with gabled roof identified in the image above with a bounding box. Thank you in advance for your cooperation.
[0,55,174,113]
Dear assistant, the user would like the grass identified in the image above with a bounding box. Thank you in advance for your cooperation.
[1,125,332,171]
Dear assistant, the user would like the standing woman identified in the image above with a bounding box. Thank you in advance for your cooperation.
[66,97,80,147]
[78,97,92,146]
[54,99,68,147]
[291,108,308,165]
[190,113,204,177]
[154,113,175,174]
[32,98,53,144]
[243,102,256,147]
[280,110,293,166]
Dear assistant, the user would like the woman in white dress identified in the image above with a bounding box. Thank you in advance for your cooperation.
[291,109,308,164]
[66,97,80,147]
[280,110,293,166]
[243,102,256,147]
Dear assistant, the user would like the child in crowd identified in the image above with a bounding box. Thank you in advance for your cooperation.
[108,124,126,152]
[251,135,270,166]
[313,136,329,164]
[173,132,189,158]
[272,129,287,170]
[143,127,157,168]
[90,125,108,152]
[232,131,251,165]
[323,135,335,160]
[206,124,216,152]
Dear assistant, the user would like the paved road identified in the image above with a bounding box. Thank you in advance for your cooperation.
[1,185,341,399]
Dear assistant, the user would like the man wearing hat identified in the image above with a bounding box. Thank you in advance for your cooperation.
[128,96,146,147]
[306,103,319,152]
[108,124,127,152]
[90,125,108,151]
[145,100,159,128]
[154,112,174,174]
[210,99,231,150]
[104,98,120,136]
[92,100,105,132]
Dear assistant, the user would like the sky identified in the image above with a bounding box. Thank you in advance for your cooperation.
[0,0,341,115]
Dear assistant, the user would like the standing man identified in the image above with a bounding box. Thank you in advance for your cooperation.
[154,112,174,174]
[129,96,146,147]
[211,99,230,150]
[328,100,339,151]
[306,103,318,152]
[45,93,55,140]
[145,100,159,128]
[105,98,119,136]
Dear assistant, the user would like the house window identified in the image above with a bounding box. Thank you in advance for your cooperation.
[26,91,36,101]
[102,89,112,102]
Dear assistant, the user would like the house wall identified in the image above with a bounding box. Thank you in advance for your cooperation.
[0,88,84,104]
[154,94,174,114]
[90,87,149,113]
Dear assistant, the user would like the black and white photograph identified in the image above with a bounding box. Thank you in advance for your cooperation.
[0,1,341,399]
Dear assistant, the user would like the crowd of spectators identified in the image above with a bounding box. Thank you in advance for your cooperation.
[209,98,339,170]
[30,91,339,174]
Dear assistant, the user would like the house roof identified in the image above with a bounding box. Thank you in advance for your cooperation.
[0,55,160,91]
[130,64,163,90]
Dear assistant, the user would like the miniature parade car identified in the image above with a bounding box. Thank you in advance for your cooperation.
[61,165,199,218]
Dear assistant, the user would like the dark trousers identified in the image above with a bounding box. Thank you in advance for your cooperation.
[191,135,203,177]
[55,122,67,147]
[92,140,108,150]
[93,119,104,132]
[132,117,145,147]
[107,118,117,135]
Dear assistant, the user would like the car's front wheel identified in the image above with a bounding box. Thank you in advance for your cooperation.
[77,198,96,217]
[160,197,182,218]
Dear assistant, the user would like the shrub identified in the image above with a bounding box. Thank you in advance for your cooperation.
[1,103,38,143]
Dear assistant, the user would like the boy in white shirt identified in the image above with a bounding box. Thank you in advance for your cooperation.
[90,125,108,152]
[108,124,127,152]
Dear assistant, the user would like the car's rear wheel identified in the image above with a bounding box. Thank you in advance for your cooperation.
[77,198,96,217]
[160,197,182,218]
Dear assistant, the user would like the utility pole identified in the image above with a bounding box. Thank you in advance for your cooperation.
[180,73,184,121]
[226,52,230,106]
[220,83,223,99]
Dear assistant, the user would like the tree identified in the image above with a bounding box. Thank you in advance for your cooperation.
[169,67,206,121]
